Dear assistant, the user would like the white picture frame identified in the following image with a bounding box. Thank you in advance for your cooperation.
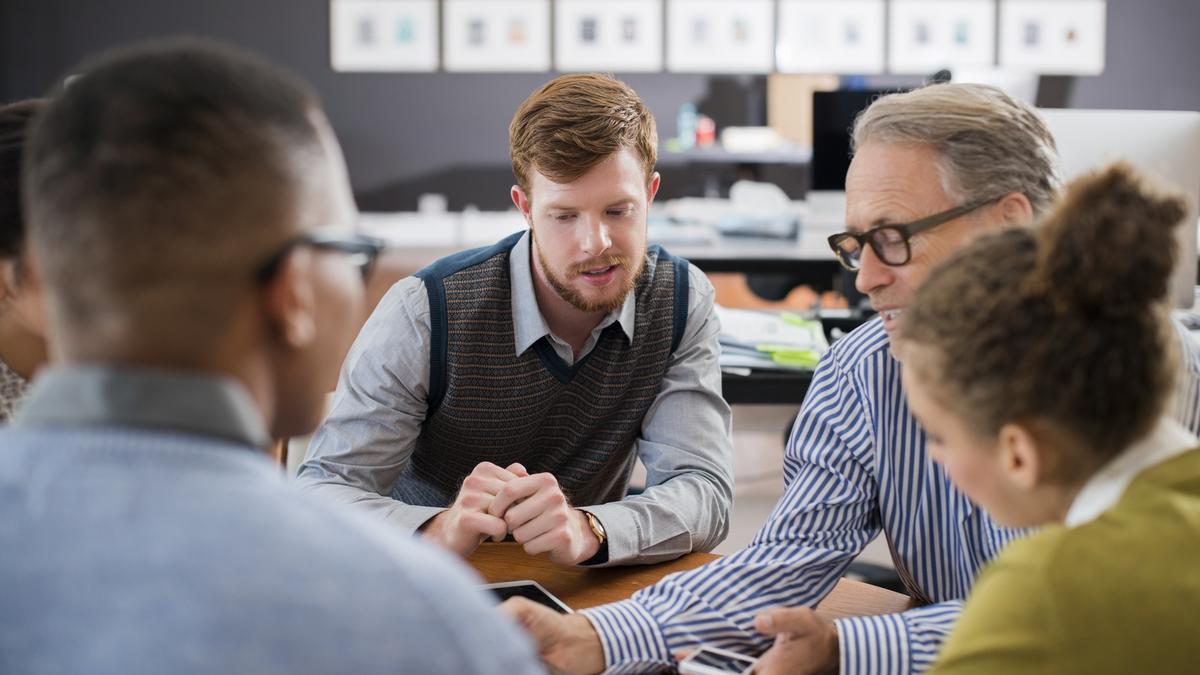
[888,0,996,74]
[776,0,885,75]
[444,0,551,72]
[666,0,774,74]
[999,0,1106,75]
[554,0,663,73]
[330,0,439,72]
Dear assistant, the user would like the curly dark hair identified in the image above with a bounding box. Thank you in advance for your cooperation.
[902,162,1188,478]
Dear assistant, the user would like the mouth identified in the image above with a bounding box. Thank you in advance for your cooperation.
[878,308,904,331]
[578,265,618,286]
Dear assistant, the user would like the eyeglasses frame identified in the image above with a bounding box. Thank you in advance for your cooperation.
[256,231,386,283]
[826,197,1000,272]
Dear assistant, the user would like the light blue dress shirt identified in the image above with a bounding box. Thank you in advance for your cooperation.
[0,366,545,675]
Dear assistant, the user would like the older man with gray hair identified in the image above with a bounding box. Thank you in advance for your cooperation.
[501,83,1200,674]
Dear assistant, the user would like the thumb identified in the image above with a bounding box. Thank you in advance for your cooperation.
[754,607,809,636]
[754,611,779,635]
[506,462,530,477]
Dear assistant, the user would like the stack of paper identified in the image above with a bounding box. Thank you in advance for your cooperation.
[715,306,829,373]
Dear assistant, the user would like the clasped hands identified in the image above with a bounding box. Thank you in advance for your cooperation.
[421,461,601,565]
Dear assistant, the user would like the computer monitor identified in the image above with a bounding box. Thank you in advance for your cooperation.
[810,89,900,191]
[1038,109,1200,309]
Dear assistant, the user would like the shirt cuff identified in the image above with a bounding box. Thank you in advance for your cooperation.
[574,501,639,566]
[834,613,912,675]
[580,599,672,674]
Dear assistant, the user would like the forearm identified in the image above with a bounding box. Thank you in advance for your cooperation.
[834,600,964,675]
[294,470,443,535]
[581,468,730,565]
[581,531,873,670]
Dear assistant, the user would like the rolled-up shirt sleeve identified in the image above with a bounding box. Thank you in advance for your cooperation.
[295,277,443,534]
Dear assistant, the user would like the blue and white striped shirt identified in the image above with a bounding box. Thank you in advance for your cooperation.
[581,317,1200,674]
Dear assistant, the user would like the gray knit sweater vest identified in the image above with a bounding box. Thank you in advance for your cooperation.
[389,231,689,508]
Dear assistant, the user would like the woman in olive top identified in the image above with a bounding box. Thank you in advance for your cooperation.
[0,100,48,423]
[898,162,1200,674]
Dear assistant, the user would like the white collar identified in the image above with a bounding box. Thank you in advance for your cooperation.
[509,230,637,356]
[1063,417,1198,527]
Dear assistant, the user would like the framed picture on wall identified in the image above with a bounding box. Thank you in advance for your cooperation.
[999,0,1106,75]
[776,0,885,75]
[666,0,774,73]
[330,0,438,72]
[554,0,662,72]
[444,0,551,72]
[888,0,995,74]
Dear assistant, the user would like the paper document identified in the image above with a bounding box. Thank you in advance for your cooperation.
[716,306,829,372]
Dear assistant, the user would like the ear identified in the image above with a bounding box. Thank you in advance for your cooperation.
[646,171,662,205]
[511,185,532,226]
[0,259,15,304]
[996,191,1034,228]
[261,248,317,350]
[998,422,1043,491]
[9,256,47,334]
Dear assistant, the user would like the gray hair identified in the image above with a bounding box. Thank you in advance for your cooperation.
[852,83,1061,217]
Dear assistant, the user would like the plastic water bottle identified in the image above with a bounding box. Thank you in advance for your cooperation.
[677,102,697,151]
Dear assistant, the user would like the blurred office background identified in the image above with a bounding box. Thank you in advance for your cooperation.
[3,1,1199,564]
[3,0,1198,213]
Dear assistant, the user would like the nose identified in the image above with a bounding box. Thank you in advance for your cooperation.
[581,216,612,257]
[854,244,893,296]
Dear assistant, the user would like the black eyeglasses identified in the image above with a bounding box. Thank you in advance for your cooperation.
[827,198,998,272]
[256,231,386,283]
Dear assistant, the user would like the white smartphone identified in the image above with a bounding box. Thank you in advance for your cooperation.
[482,580,573,614]
[678,646,758,675]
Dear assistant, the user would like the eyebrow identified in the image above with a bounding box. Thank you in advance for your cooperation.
[543,200,637,212]
[845,217,896,234]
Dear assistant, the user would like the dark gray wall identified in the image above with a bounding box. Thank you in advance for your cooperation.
[1069,0,1200,111]
[3,0,1197,209]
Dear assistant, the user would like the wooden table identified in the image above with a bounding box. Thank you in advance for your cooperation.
[468,542,915,620]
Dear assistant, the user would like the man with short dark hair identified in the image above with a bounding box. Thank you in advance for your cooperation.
[298,73,733,567]
[0,38,542,675]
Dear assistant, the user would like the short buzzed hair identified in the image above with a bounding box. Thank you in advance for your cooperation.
[509,73,657,198]
[24,39,323,353]
[853,83,1060,217]
[0,99,43,260]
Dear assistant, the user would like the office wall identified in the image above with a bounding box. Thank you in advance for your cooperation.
[3,0,1198,210]
[1069,0,1200,112]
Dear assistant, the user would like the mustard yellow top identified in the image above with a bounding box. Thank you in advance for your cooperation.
[931,447,1200,675]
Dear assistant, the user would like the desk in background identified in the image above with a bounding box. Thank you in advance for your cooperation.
[468,542,914,619]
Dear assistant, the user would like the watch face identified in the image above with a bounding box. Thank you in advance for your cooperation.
[584,511,605,542]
